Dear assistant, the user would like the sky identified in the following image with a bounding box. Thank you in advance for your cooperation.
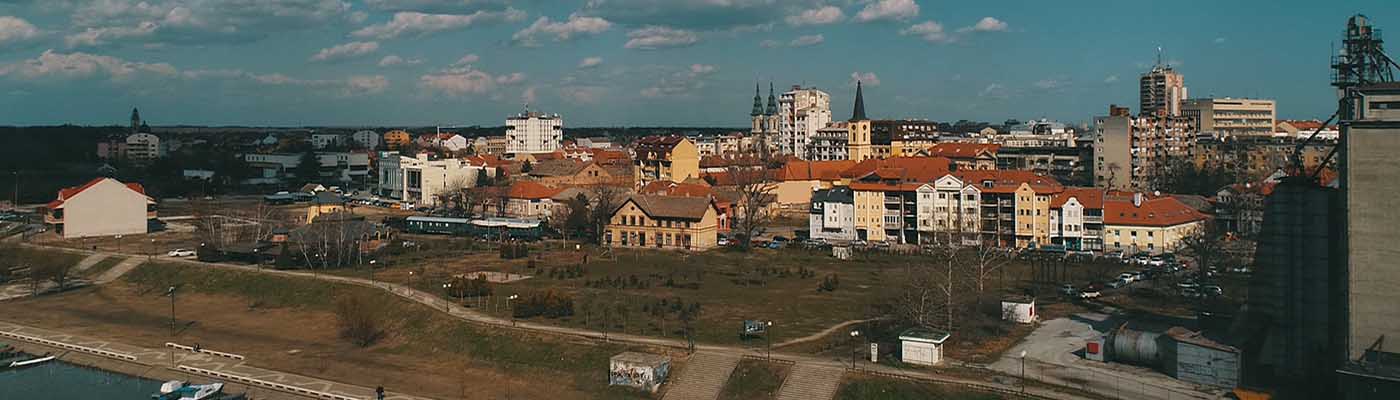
[0,0,1397,127]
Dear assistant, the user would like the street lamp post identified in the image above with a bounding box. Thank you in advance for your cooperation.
[442,283,452,312]
[368,259,377,284]
[1020,350,1028,394]
[507,294,519,326]
[149,239,156,261]
[766,321,774,360]
[166,286,178,336]
[407,270,415,291]
[848,330,860,369]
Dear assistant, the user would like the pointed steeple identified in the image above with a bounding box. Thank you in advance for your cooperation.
[850,81,867,121]
[764,82,778,115]
[750,83,764,116]
[130,107,141,133]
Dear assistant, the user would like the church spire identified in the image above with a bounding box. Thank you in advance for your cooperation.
[764,82,777,116]
[750,83,764,116]
[130,107,141,133]
[850,81,867,121]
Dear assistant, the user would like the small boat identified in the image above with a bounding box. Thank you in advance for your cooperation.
[153,380,225,400]
[6,353,55,369]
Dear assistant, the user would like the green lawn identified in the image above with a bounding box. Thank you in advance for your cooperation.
[122,262,663,399]
[836,375,1006,400]
[718,359,790,400]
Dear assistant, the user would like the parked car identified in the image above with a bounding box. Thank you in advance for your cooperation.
[1079,289,1102,299]
[1103,250,1124,260]
[1148,256,1166,267]
[767,240,785,249]
[717,237,730,246]
[167,249,196,257]
[1203,285,1224,297]
[1059,284,1077,296]
[1177,281,1200,290]
[1181,288,1203,299]
[1107,279,1127,289]
[1228,266,1252,274]
[1117,272,1137,283]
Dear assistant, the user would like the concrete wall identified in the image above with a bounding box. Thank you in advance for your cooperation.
[1342,123,1400,360]
[62,180,148,238]
[1094,115,1132,190]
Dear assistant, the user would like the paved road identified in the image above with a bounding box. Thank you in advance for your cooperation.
[22,244,1103,400]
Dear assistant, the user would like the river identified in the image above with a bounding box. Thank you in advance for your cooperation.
[0,354,163,399]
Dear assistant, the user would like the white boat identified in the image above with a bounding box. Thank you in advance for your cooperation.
[154,380,225,400]
[6,354,55,368]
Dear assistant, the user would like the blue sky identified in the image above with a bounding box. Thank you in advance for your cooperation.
[0,0,1396,127]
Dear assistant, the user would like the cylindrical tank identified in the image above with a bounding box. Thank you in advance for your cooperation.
[1110,328,1161,367]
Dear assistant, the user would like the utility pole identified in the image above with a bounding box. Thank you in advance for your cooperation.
[167,286,178,336]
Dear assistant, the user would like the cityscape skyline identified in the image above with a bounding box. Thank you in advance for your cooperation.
[1,0,1396,127]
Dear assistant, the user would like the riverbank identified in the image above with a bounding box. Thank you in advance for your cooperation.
[4,339,307,399]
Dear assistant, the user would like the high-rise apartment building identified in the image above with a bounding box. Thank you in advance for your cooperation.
[1182,98,1277,137]
[505,108,563,154]
[778,86,831,159]
[1093,105,1197,190]
[1140,62,1188,117]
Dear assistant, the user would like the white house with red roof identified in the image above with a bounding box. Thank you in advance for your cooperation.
[45,177,155,238]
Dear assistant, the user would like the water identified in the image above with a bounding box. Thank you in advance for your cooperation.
[0,353,164,399]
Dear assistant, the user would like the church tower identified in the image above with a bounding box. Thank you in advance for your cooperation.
[846,81,874,161]
[130,107,142,134]
[750,83,765,135]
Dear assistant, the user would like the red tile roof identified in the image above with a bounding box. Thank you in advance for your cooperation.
[47,178,148,209]
[848,182,926,192]
[926,143,1000,158]
[841,157,952,182]
[1103,194,1209,227]
[1050,187,1106,209]
[953,170,1064,194]
[777,160,857,181]
[639,181,713,198]
[506,181,563,200]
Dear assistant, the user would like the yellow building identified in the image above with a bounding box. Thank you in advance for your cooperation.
[847,120,874,161]
[384,130,412,149]
[633,135,699,186]
[605,195,719,250]
[304,192,346,224]
[851,188,886,242]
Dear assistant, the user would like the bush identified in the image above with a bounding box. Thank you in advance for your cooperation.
[445,275,492,298]
[500,242,530,259]
[334,293,385,347]
[818,273,840,292]
[514,290,575,319]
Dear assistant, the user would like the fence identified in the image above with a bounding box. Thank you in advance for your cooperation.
[165,342,245,360]
[1017,357,1213,400]
[176,365,364,400]
[0,330,137,362]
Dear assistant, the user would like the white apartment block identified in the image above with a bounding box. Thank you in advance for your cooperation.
[915,175,982,245]
[778,87,831,160]
[125,133,161,162]
[377,152,492,206]
[351,130,381,149]
[809,122,850,161]
[809,186,856,241]
[311,133,346,149]
[243,152,371,185]
[1182,98,1277,137]
[506,109,563,154]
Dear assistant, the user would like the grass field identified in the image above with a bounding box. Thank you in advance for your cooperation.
[718,359,790,400]
[80,255,126,278]
[1,261,673,400]
[835,375,1006,400]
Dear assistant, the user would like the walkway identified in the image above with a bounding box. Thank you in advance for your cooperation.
[0,320,430,400]
[70,253,110,274]
[94,256,147,284]
[23,243,1102,400]
[662,351,740,400]
[775,364,845,400]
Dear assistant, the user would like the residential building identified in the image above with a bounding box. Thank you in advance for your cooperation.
[750,83,780,154]
[914,175,982,245]
[637,181,730,233]
[772,160,855,207]
[427,133,470,152]
[125,132,161,163]
[506,108,564,154]
[1140,60,1188,117]
[1182,98,1277,137]
[997,119,1077,147]
[303,191,346,224]
[44,177,155,238]
[633,136,700,186]
[383,130,412,149]
[1101,192,1209,254]
[1094,105,1197,190]
[500,181,563,220]
[954,170,1065,248]
[376,152,490,206]
[810,122,850,161]
[996,146,1086,186]
[351,130,380,149]
[777,86,832,159]
[926,143,999,170]
[311,133,345,149]
[473,135,509,155]
[244,152,371,186]
[871,120,941,158]
[1275,119,1340,141]
[527,159,632,187]
[605,195,719,250]
[1048,187,1106,251]
[809,186,856,241]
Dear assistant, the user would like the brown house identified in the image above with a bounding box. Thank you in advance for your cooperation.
[606,194,719,251]
[528,159,632,187]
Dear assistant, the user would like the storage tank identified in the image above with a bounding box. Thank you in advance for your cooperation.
[1110,328,1161,367]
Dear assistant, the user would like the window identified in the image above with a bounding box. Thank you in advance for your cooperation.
[1147,231,1154,237]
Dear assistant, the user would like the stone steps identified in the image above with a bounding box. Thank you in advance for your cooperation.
[775,364,844,400]
[663,352,741,400]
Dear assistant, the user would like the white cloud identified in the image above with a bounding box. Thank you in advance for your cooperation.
[1033,79,1066,90]
[900,21,950,43]
[559,86,605,104]
[979,83,1007,98]
[452,53,480,66]
[512,14,611,46]
[352,9,526,39]
[689,64,716,76]
[310,41,379,62]
[522,86,538,104]
[0,16,41,46]
[625,26,699,50]
[66,21,159,48]
[1103,75,1119,84]
[960,17,1008,33]
[855,0,918,23]
[0,50,176,81]
[785,6,843,26]
[1214,37,1226,44]
[761,34,824,48]
[850,71,880,87]
[640,63,718,98]
[418,66,523,96]
[363,0,510,13]
[378,55,423,67]
[346,75,389,94]
[578,56,603,69]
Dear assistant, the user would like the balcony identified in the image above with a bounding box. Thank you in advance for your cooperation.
[1083,215,1103,224]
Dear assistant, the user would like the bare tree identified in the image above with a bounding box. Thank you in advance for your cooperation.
[334,293,385,347]
[897,229,964,331]
[587,184,628,244]
[726,165,777,249]
[1177,223,1229,285]
[967,236,1013,306]
[436,176,475,217]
